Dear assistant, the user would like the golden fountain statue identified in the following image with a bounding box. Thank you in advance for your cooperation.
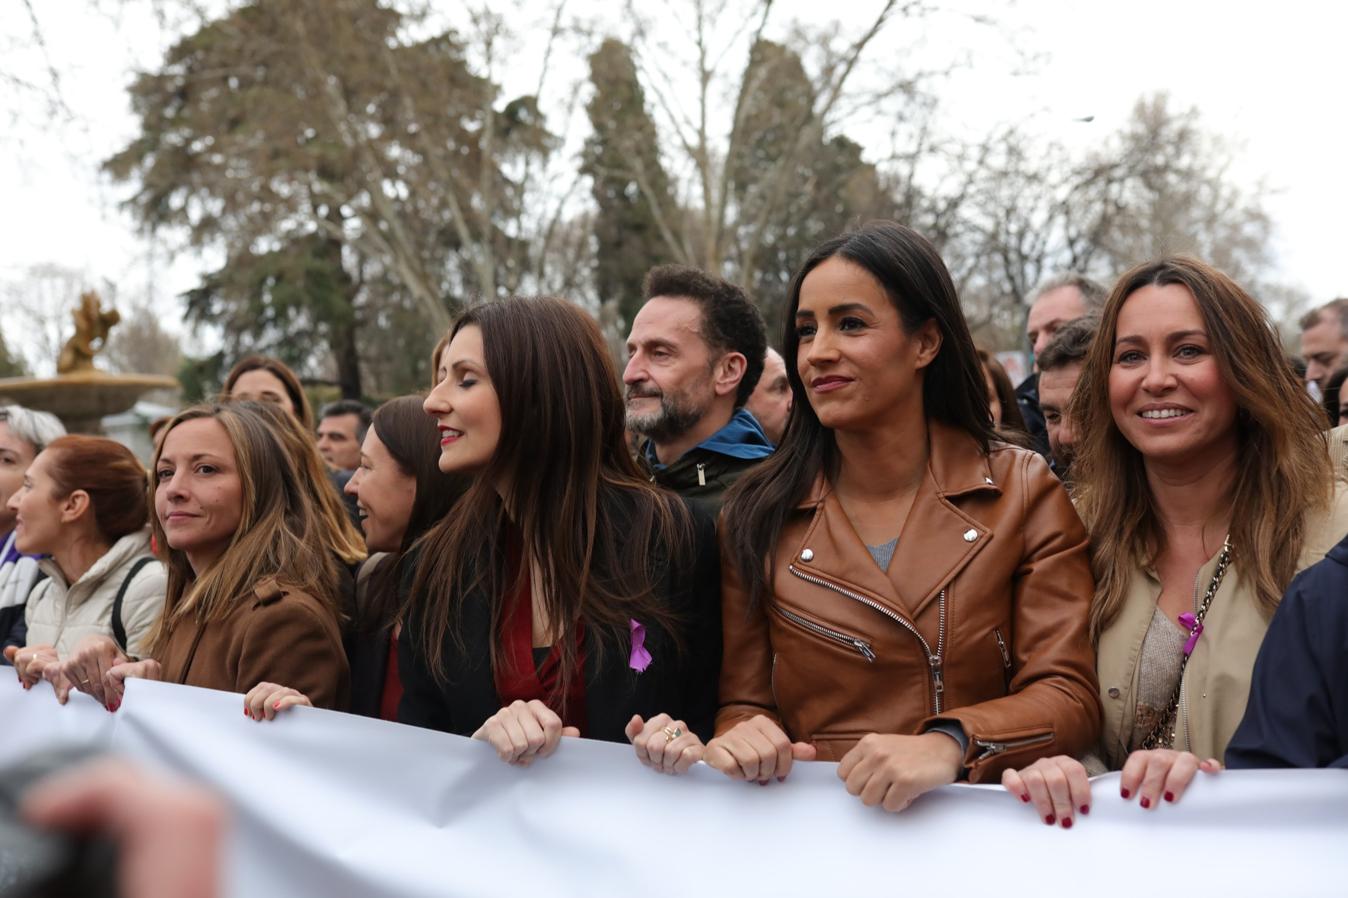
[57,291,122,374]
[0,291,178,433]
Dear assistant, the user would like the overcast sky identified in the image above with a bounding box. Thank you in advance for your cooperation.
[3,0,1344,375]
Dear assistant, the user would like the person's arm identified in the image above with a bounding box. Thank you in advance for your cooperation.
[1226,571,1346,769]
[705,518,815,782]
[712,522,782,735]
[395,611,457,732]
[677,503,723,741]
[234,600,349,711]
[928,452,1102,783]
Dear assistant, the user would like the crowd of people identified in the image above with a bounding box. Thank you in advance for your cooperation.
[4,219,1348,843]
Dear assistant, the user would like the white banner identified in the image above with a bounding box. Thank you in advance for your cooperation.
[2,675,1346,897]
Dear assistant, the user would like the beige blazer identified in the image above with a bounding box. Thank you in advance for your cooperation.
[1095,488,1348,768]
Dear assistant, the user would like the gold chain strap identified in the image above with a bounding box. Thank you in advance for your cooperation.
[1141,536,1233,751]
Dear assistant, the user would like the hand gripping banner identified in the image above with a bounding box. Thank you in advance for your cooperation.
[2,676,1346,897]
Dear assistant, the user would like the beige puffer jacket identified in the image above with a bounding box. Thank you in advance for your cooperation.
[24,529,166,657]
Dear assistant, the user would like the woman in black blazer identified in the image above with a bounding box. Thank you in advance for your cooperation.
[400,297,721,772]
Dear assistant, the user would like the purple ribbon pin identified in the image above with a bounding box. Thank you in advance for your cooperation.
[629,619,652,673]
[1178,612,1203,656]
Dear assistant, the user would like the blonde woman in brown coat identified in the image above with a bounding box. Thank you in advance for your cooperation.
[1003,257,1348,827]
[59,403,349,712]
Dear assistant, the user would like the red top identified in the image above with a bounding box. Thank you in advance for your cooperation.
[493,556,587,736]
[379,628,403,722]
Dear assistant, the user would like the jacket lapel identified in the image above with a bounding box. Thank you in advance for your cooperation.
[793,422,998,621]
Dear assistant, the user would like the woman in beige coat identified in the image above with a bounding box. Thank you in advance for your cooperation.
[1003,257,1348,828]
[4,436,165,688]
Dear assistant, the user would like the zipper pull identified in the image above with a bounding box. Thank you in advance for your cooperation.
[995,629,1012,669]
[975,738,1005,761]
[855,640,877,662]
[696,463,706,486]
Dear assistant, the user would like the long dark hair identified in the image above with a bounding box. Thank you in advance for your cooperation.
[722,221,996,606]
[358,396,465,634]
[410,297,692,693]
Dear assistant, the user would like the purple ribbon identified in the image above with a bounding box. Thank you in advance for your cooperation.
[629,619,652,673]
[1178,612,1203,656]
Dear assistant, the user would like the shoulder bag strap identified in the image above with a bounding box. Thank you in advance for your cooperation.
[112,556,158,653]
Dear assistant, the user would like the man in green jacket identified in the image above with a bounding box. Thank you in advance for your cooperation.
[624,265,774,515]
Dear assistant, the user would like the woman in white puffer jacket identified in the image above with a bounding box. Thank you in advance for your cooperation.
[3,436,165,689]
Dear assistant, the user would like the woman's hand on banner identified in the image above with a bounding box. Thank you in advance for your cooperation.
[7,643,58,690]
[703,715,816,783]
[243,682,312,721]
[55,635,127,707]
[472,699,580,766]
[1119,749,1220,809]
[1002,755,1091,827]
[625,713,704,774]
[102,659,162,711]
[837,732,962,813]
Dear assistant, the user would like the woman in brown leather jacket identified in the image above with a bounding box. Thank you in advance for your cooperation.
[699,221,1101,814]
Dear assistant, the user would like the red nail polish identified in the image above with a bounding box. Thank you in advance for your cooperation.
[777,776,786,783]
[1164,791,1175,803]
[1120,788,1131,799]
[1140,797,1151,809]
[1080,805,1090,815]
[273,701,282,710]
[1020,793,1031,803]
[244,708,250,718]
[1044,814,1055,825]
[1062,817,1073,829]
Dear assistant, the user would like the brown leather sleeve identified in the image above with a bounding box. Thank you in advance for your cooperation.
[232,594,351,711]
[927,451,1102,782]
[714,520,785,736]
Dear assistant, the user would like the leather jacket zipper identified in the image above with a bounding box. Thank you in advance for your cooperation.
[788,564,946,713]
[973,733,1052,761]
[994,628,1012,670]
[772,603,876,662]
[994,627,1012,690]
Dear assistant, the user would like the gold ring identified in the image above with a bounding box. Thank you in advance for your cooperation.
[662,725,684,743]
[79,678,92,686]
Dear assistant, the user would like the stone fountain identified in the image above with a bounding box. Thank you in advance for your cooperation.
[0,291,179,434]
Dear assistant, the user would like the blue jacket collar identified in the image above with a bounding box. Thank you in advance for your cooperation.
[643,408,775,469]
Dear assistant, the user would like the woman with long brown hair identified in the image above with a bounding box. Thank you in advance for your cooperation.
[57,403,349,711]
[399,296,720,771]
[244,395,463,721]
[1004,257,1348,824]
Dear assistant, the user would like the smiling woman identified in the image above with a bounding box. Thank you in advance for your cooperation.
[711,221,1100,815]
[1004,256,1348,826]
[56,404,349,714]
[400,296,722,773]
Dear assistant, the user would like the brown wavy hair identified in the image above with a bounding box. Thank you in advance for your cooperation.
[245,401,366,567]
[144,403,342,654]
[1069,257,1333,641]
[410,297,692,695]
